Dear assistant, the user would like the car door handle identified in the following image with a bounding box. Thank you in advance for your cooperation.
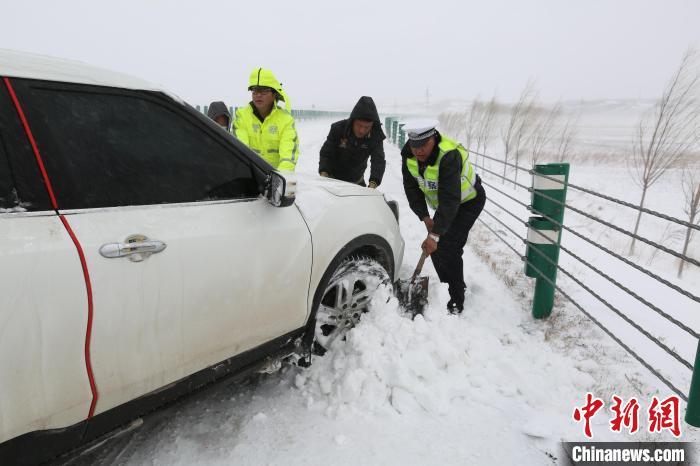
[99,234,167,262]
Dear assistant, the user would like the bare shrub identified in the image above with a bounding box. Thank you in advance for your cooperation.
[628,48,699,255]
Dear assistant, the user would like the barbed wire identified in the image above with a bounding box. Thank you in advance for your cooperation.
[476,216,525,258]
[484,192,700,339]
[529,170,700,233]
[470,149,531,174]
[527,187,700,268]
[474,161,531,192]
[521,250,689,402]
[480,179,531,210]
[477,214,689,400]
[544,232,698,339]
[485,197,530,226]
[480,208,527,244]
[477,158,700,302]
[471,147,699,232]
[531,207,700,304]
[525,228,693,370]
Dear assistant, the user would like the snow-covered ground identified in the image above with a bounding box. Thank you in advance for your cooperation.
[59,115,700,465]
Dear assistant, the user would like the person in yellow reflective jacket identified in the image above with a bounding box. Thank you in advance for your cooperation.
[233,68,300,171]
[401,119,486,314]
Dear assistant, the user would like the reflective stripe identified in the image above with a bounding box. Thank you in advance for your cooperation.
[406,136,477,209]
[527,228,558,244]
[233,105,298,169]
[290,136,298,162]
[533,173,565,190]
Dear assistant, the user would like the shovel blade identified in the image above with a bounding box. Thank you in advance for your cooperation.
[396,276,429,318]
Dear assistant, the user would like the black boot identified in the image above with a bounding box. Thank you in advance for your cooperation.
[447,283,466,314]
[446,299,464,314]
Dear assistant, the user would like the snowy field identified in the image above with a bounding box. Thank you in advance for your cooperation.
[57,113,700,465]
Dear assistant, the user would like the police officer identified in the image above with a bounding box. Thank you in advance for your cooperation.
[401,119,486,314]
[233,68,299,171]
[318,96,386,188]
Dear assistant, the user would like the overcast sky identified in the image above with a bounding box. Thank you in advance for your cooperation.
[2,0,699,110]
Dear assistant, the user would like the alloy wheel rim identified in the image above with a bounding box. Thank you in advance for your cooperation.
[315,270,374,351]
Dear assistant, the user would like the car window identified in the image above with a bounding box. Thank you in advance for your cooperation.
[0,81,52,211]
[12,79,259,210]
[0,140,15,210]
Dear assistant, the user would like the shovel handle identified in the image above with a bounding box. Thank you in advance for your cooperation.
[411,251,428,283]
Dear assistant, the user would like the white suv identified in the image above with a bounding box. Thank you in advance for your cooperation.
[0,50,403,464]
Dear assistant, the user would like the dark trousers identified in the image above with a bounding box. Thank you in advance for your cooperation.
[431,181,486,305]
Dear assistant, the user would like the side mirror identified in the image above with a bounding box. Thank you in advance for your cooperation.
[265,171,296,207]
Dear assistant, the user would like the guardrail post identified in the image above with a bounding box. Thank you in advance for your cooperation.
[526,163,570,319]
[525,217,560,318]
[686,341,700,427]
[392,120,398,145]
[385,117,392,140]
[398,123,405,147]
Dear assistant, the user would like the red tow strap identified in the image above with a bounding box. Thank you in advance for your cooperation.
[3,77,98,418]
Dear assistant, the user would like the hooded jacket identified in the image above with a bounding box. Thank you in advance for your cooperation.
[233,68,299,171]
[247,67,291,111]
[318,96,386,186]
[207,101,231,128]
[233,104,299,171]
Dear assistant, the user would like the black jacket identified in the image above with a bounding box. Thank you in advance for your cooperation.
[207,101,231,127]
[401,133,465,235]
[319,96,386,185]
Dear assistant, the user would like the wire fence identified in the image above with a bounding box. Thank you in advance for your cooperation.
[478,212,689,402]
[468,149,698,403]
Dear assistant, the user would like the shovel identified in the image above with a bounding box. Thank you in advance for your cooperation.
[396,250,430,318]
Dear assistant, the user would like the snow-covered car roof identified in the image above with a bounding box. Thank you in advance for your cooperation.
[0,49,165,93]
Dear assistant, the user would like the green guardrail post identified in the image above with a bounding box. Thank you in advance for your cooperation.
[525,163,570,319]
[524,217,560,318]
[385,117,393,140]
[392,120,398,145]
[686,342,700,427]
[196,105,201,113]
[398,123,405,147]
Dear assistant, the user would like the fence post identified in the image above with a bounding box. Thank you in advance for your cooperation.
[526,163,570,319]
[686,341,700,427]
[398,123,405,147]
[392,120,398,145]
[385,117,393,140]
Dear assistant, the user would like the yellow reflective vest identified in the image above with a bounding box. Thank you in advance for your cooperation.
[406,136,477,209]
[233,104,300,171]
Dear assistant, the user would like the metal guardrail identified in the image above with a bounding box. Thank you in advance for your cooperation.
[384,125,699,425]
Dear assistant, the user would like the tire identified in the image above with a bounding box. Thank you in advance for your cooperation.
[313,256,390,355]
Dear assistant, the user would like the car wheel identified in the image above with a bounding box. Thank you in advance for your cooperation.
[313,256,390,355]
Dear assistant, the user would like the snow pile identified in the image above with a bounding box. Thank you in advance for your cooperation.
[69,117,700,465]
[297,288,472,416]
